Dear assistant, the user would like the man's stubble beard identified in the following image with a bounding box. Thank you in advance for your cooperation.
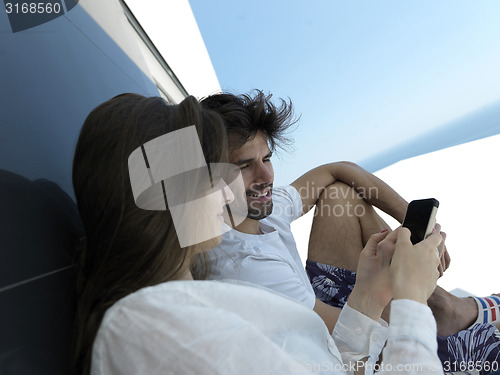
[247,200,273,220]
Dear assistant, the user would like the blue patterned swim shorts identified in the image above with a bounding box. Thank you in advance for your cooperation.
[306,260,500,375]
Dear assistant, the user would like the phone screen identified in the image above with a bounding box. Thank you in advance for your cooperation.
[402,198,439,244]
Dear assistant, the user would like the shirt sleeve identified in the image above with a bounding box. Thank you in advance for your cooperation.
[272,185,304,224]
[377,299,443,375]
[332,303,388,374]
[332,300,443,375]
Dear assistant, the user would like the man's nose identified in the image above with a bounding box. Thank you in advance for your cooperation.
[254,162,273,183]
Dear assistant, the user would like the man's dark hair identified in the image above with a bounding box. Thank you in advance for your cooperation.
[201,90,297,151]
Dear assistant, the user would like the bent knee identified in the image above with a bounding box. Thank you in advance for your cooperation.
[319,181,365,205]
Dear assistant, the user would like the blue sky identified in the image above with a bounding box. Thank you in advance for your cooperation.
[122,0,500,294]
[189,0,500,186]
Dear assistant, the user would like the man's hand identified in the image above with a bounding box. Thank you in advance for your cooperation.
[436,227,450,277]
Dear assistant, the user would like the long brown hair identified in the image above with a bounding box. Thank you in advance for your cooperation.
[72,93,228,374]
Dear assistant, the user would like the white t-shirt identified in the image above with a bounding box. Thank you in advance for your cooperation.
[208,185,316,308]
[91,280,442,375]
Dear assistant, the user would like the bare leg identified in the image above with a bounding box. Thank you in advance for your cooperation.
[429,291,500,335]
[307,181,389,270]
[307,181,393,321]
[427,287,477,335]
[308,181,493,335]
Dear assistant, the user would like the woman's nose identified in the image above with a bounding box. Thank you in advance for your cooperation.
[221,182,234,204]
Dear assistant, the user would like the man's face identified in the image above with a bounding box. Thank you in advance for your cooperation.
[229,132,274,220]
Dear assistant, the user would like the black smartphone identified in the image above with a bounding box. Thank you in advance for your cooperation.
[402,198,439,244]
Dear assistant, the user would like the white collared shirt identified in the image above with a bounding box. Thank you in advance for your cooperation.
[91,280,442,375]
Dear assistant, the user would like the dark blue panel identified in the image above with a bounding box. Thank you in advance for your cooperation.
[0,2,166,374]
[0,170,84,375]
[0,1,159,196]
[64,0,79,11]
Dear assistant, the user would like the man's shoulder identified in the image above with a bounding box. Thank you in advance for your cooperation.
[264,185,302,227]
[271,185,300,205]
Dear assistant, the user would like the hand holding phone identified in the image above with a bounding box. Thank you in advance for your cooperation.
[402,198,439,244]
[391,225,443,304]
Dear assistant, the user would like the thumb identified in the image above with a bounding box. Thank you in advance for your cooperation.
[397,227,412,244]
[364,229,390,252]
[384,228,399,244]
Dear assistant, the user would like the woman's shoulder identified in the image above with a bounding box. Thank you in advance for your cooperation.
[94,280,296,352]
[91,280,273,373]
[91,280,323,375]
[102,280,271,319]
[94,281,241,352]
[99,279,313,331]
[106,280,227,314]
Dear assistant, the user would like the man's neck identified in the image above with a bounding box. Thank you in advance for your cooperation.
[235,218,263,235]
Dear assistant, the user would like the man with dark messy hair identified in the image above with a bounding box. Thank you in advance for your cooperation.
[203,91,296,222]
[201,90,500,369]
[201,91,295,152]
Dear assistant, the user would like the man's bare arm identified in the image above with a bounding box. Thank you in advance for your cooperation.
[291,161,408,223]
[314,298,342,334]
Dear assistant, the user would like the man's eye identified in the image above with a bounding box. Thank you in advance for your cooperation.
[239,164,249,170]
